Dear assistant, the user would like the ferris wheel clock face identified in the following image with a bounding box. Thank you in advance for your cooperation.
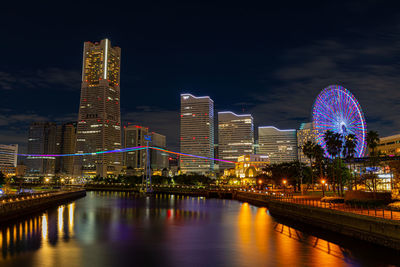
[312,85,367,158]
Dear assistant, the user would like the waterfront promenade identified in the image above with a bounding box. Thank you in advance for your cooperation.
[0,189,86,223]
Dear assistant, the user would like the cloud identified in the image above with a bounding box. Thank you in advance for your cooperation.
[0,68,80,91]
[249,36,400,137]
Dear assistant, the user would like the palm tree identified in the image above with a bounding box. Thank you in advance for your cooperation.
[324,130,336,193]
[332,132,344,195]
[313,143,325,181]
[343,134,357,190]
[302,141,315,190]
[366,130,380,193]
[367,130,379,157]
[324,131,343,194]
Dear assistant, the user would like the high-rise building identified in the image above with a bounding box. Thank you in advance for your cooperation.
[297,122,319,164]
[124,125,148,172]
[26,122,57,177]
[0,144,18,178]
[150,132,168,170]
[0,144,18,167]
[377,134,400,156]
[258,126,297,164]
[75,39,122,178]
[218,111,254,170]
[180,93,214,174]
[55,122,77,177]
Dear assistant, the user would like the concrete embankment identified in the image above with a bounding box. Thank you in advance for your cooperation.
[235,191,400,250]
[0,190,86,223]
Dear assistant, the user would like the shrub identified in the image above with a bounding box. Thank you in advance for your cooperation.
[321,196,344,203]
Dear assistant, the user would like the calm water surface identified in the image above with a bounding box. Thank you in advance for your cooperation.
[0,191,399,267]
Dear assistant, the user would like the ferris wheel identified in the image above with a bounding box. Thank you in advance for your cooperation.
[312,85,367,157]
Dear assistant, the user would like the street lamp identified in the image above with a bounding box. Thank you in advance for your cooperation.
[282,179,287,193]
[321,179,326,197]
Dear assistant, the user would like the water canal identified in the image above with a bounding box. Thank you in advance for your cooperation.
[0,191,399,267]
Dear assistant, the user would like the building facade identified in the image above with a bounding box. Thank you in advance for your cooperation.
[56,122,77,177]
[297,122,319,164]
[180,93,214,174]
[0,144,18,178]
[26,122,57,177]
[218,111,254,170]
[0,144,18,167]
[150,132,168,170]
[75,39,122,178]
[377,134,400,156]
[258,126,297,164]
[124,125,148,174]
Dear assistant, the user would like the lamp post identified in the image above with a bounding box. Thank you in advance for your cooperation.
[321,179,326,197]
[298,145,304,195]
[282,179,287,193]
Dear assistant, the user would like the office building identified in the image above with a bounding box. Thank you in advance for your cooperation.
[180,93,214,174]
[218,111,254,170]
[26,122,57,177]
[0,144,18,167]
[75,38,122,178]
[56,122,77,177]
[124,125,148,173]
[297,122,319,164]
[258,126,297,164]
[0,144,18,178]
[377,134,400,156]
[150,132,168,170]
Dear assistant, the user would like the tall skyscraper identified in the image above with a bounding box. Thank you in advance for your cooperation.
[123,125,148,172]
[218,111,254,170]
[56,122,77,177]
[26,122,57,177]
[180,93,214,174]
[258,126,297,164]
[297,122,319,164]
[150,131,168,170]
[0,144,18,167]
[75,39,122,178]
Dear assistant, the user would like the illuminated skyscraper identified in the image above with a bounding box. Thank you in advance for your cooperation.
[218,111,254,170]
[123,125,148,173]
[0,144,18,167]
[26,122,57,177]
[55,122,77,177]
[180,94,214,174]
[258,126,297,164]
[297,122,319,164]
[75,39,122,178]
[150,132,168,170]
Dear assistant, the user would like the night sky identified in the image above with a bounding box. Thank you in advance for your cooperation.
[1,1,399,152]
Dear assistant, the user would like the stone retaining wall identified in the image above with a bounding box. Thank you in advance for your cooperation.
[0,190,86,223]
[235,191,400,250]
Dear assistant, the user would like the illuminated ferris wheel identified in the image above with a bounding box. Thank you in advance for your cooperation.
[312,85,367,158]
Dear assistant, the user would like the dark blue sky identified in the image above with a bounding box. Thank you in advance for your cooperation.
[1,1,399,151]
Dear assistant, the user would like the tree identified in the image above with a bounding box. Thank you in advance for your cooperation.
[313,143,325,180]
[367,130,380,157]
[343,134,357,190]
[324,130,343,194]
[0,171,5,186]
[366,130,380,195]
[302,141,315,190]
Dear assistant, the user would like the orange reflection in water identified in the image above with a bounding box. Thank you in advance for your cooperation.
[68,203,75,236]
[237,202,254,263]
[254,207,269,259]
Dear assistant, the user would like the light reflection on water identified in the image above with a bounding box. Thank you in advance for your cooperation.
[0,191,398,267]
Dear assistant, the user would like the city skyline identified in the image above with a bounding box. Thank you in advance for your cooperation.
[1,2,400,154]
